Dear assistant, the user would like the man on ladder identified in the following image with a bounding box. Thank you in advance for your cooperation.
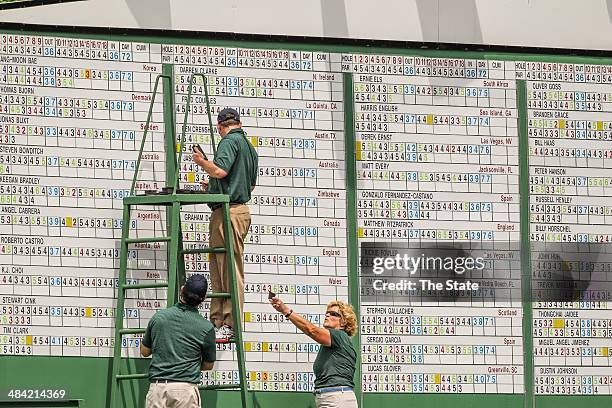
[111,78,254,408]
[193,108,259,343]
[140,274,217,408]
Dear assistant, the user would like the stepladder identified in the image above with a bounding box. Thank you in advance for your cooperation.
[108,72,251,408]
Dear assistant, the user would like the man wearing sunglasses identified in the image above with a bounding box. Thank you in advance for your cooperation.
[269,296,358,407]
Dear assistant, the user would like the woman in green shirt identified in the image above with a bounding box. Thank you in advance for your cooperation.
[270,296,358,408]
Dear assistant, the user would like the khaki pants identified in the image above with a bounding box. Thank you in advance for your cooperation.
[209,204,251,328]
[315,390,358,408]
[146,382,200,408]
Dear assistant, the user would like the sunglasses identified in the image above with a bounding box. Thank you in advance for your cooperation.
[325,310,342,318]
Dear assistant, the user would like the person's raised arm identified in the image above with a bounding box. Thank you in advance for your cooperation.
[270,297,331,346]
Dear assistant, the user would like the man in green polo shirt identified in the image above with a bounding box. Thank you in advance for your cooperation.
[193,107,258,343]
[140,274,216,408]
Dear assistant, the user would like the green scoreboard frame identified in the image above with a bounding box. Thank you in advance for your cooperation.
[1,26,611,408]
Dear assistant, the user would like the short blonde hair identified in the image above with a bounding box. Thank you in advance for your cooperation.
[327,301,357,336]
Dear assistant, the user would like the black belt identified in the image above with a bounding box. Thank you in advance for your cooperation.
[211,203,245,211]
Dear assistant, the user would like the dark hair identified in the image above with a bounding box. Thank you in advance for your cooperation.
[218,119,241,128]
[181,287,205,306]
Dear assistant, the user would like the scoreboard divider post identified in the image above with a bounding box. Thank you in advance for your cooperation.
[343,71,362,404]
[518,79,534,408]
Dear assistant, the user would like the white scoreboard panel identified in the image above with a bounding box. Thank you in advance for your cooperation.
[0,34,167,357]
[347,55,524,394]
[166,46,348,391]
[1,30,612,397]
[527,73,612,395]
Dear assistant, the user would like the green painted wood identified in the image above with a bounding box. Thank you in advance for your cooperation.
[118,329,146,336]
[206,292,232,298]
[115,374,147,381]
[123,193,230,206]
[129,74,171,196]
[166,202,181,306]
[108,63,251,408]
[109,204,132,408]
[2,26,612,408]
[163,64,176,191]
[1,357,318,408]
[343,71,363,404]
[517,80,534,408]
[176,219,187,289]
[221,201,252,408]
[125,237,170,244]
[122,282,168,290]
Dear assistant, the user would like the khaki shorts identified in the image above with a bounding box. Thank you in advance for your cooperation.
[146,382,200,408]
[315,389,358,408]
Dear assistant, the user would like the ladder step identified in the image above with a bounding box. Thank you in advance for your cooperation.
[123,282,169,290]
[207,292,231,299]
[182,247,226,255]
[199,383,240,391]
[126,237,171,244]
[124,195,174,206]
[120,328,146,335]
[116,373,148,381]
[124,193,230,206]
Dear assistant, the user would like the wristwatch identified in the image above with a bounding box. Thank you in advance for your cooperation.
[284,309,293,318]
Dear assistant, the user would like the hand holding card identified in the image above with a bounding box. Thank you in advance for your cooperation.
[193,144,208,160]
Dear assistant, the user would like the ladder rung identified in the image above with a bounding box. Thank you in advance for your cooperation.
[116,373,148,381]
[207,292,231,299]
[124,195,174,206]
[182,247,226,255]
[126,237,171,244]
[124,193,230,206]
[123,282,169,290]
[120,328,146,335]
[199,383,240,391]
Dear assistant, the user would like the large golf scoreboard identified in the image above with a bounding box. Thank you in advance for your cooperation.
[0,31,610,399]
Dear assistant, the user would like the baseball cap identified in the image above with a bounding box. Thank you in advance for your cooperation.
[217,107,240,123]
[184,274,208,298]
